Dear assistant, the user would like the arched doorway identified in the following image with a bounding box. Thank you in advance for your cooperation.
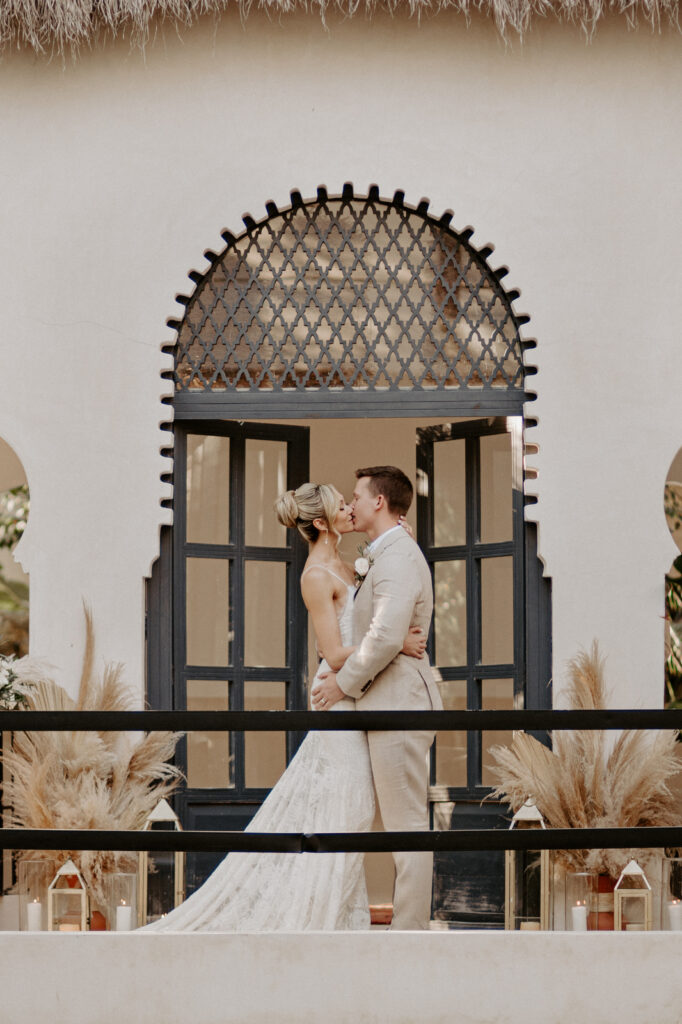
[148,185,551,925]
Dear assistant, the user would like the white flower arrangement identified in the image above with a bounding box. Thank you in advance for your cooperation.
[0,653,33,710]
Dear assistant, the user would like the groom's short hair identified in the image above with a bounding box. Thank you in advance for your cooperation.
[355,466,413,515]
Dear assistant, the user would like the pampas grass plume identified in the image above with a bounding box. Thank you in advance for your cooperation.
[1,608,182,905]
[488,643,680,875]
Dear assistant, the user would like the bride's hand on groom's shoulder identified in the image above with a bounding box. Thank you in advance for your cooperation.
[398,515,415,540]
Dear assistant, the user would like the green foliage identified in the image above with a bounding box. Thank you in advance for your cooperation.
[665,484,682,536]
[0,484,29,550]
[665,553,682,709]
[0,485,30,656]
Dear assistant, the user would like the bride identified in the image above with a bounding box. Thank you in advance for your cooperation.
[143,482,425,932]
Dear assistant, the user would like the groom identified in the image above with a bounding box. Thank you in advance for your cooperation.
[312,465,442,930]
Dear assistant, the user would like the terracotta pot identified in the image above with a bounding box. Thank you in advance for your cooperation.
[90,910,107,931]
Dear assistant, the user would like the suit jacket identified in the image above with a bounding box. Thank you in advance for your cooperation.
[336,528,443,712]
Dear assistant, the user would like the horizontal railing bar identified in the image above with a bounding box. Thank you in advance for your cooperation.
[1,826,682,854]
[0,709,681,731]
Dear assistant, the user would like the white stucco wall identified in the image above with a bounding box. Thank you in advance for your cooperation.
[0,11,680,702]
[1,930,681,1024]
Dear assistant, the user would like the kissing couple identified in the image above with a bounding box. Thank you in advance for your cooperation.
[144,465,442,933]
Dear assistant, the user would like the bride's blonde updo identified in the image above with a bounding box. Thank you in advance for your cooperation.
[274,483,340,545]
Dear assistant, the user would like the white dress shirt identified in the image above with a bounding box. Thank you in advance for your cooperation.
[366,523,403,555]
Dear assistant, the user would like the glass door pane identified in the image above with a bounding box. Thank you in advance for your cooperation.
[480,432,512,543]
[480,556,514,664]
[244,561,287,667]
[245,439,287,547]
[481,678,515,787]
[244,681,287,789]
[186,434,230,544]
[185,558,231,666]
[434,561,467,667]
[435,680,467,788]
[434,439,466,547]
[186,680,232,788]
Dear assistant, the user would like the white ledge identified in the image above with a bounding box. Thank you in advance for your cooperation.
[1,930,681,1024]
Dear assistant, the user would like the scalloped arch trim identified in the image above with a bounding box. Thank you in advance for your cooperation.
[169,183,536,400]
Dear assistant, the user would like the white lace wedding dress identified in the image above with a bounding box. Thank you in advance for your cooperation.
[144,571,375,932]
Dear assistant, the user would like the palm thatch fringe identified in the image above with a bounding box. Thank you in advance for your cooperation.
[488,643,681,877]
[1,607,182,906]
[0,0,679,56]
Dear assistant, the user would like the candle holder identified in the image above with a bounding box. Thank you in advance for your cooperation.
[504,799,552,931]
[662,856,682,931]
[105,872,137,932]
[614,860,652,932]
[138,798,186,926]
[564,871,598,931]
[47,860,89,932]
[18,859,55,932]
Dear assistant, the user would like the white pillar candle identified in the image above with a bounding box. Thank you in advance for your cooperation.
[571,903,588,931]
[27,900,42,932]
[668,900,682,931]
[116,901,133,932]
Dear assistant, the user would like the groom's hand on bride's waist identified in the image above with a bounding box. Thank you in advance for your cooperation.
[311,672,345,711]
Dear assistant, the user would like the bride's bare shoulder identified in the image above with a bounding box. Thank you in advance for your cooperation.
[301,564,334,588]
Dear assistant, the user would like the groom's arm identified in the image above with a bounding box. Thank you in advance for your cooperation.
[334,550,419,701]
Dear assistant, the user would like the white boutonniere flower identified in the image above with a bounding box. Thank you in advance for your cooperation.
[354,548,374,587]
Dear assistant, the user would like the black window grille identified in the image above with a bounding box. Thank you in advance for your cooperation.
[173,188,525,399]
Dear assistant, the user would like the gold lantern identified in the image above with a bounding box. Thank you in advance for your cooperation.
[614,860,652,931]
[505,798,552,931]
[138,798,186,926]
[47,859,89,932]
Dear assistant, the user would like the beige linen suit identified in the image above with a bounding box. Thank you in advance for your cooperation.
[336,528,443,930]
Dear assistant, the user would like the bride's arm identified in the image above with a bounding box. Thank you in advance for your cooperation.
[303,568,426,669]
[301,571,355,672]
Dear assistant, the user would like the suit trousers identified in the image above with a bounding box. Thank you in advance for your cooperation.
[367,725,435,930]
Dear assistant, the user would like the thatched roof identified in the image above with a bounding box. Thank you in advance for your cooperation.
[0,0,679,55]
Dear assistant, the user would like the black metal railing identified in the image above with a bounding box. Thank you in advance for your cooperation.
[1,708,681,855]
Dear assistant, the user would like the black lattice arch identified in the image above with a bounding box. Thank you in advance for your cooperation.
[173,187,526,399]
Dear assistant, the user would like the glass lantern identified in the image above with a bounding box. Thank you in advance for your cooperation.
[105,872,138,931]
[47,859,89,932]
[138,798,186,926]
[662,856,682,931]
[564,871,598,931]
[614,860,652,931]
[505,798,552,931]
[18,859,55,932]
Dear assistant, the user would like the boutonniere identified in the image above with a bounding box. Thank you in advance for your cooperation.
[354,547,374,588]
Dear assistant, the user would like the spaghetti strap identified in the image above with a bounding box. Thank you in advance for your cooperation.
[301,564,352,588]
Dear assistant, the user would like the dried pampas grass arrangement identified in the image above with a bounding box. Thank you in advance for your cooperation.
[1,609,182,906]
[488,643,681,877]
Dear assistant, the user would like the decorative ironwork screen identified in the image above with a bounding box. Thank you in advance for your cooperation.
[173,188,524,396]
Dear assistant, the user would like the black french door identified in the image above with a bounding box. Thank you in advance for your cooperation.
[417,416,551,927]
[148,421,309,891]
